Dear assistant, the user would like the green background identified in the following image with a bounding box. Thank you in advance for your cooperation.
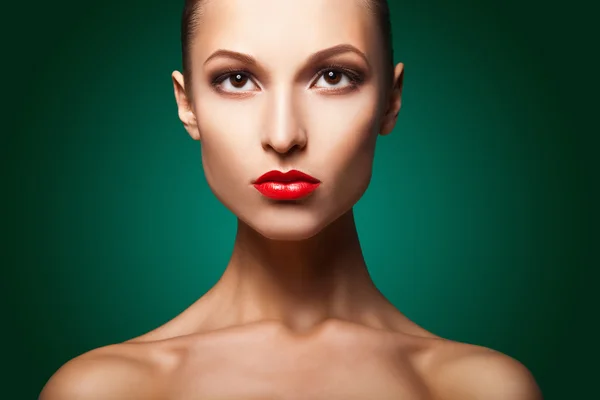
[2,0,595,398]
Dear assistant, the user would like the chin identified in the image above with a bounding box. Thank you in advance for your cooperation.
[252,217,326,241]
[242,208,332,241]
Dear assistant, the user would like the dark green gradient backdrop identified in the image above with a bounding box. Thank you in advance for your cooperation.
[3,0,595,398]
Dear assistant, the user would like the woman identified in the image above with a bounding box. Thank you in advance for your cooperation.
[41,0,542,398]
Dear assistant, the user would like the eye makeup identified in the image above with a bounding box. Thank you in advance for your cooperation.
[311,62,366,90]
[209,67,253,86]
[208,61,368,96]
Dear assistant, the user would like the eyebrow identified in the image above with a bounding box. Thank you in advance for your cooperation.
[203,43,370,68]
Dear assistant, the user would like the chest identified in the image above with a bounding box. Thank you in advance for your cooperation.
[167,338,431,400]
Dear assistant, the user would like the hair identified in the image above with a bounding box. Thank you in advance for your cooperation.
[180,0,394,98]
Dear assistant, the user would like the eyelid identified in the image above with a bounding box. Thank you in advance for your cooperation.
[310,63,365,86]
[210,68,261,94]
[211,68,256,85]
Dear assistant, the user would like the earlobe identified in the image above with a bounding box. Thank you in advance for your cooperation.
[380,63,404,136]
[172,71,201,141]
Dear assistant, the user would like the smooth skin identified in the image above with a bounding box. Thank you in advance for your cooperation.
[40,0,543,398]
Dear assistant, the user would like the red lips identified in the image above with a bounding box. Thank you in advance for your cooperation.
[253,170,321,200]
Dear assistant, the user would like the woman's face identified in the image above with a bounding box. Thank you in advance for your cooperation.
[174,0,402,240]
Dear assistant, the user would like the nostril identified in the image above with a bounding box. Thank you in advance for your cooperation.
[266,141,302,155]
[262,129,308,155]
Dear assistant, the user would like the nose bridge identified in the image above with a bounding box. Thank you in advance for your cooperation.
[262,85,306,154]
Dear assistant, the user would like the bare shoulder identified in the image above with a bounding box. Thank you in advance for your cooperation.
[425,339,543,400]
[39,342,168,400]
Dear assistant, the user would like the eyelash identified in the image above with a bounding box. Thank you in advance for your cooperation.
[210,63,365,91]
[319,63,364,87]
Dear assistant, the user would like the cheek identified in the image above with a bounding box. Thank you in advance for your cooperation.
[332,115,379,205]
[306,90,381,190]
[194,99,258,194]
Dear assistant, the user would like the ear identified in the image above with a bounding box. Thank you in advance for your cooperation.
[380,63,404,136]
[172,71,201,141]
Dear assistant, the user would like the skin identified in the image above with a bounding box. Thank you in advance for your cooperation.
[40,0,543,399]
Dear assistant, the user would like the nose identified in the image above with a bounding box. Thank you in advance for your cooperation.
[261,88,307,154]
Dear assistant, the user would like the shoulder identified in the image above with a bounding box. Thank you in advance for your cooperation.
[39,343,167,400]
[426,340,542,400]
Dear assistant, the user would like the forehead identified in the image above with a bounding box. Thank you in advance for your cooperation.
[192,0,380,64]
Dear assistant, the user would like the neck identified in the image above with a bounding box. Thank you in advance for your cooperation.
[201,209,396,333]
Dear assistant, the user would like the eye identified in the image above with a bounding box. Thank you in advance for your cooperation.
[214,72,259,93]
[312,68,361,90]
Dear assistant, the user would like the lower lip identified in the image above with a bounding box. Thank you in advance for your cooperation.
[253,181,320,200]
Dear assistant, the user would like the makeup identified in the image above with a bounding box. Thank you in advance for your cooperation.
[253,170,321,201]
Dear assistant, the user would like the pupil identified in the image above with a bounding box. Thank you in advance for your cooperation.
[231,74,247,88]
[325,70,341,84]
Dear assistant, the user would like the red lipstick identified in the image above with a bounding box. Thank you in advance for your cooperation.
[253,170,321,201]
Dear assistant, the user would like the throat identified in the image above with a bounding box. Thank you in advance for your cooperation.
[198,210,395,332]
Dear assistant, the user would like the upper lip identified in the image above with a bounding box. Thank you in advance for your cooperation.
[253,169,320,184]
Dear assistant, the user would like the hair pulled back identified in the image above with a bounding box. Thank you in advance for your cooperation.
[180,0,394,97]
